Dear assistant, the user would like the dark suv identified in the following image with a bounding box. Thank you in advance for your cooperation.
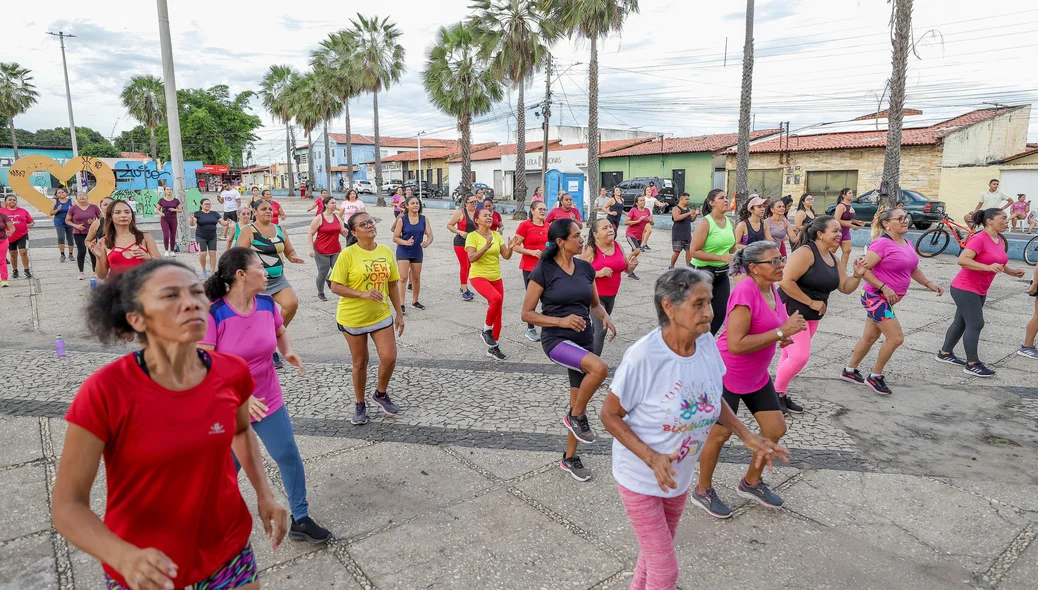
[824,189,945,230]
[616,177,676,212]
[401,180,442,198]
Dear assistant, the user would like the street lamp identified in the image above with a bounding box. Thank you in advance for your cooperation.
[417,131,426,197]
[46,31,81,190]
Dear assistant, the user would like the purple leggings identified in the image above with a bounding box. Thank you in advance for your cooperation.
[160,216,177,250]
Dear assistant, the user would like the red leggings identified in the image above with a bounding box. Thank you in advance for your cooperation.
[453,245,471,287]
[470,277,503,340]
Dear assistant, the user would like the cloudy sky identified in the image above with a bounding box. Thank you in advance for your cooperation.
[8,0,1038,164]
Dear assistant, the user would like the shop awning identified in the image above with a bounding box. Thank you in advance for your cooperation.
[195,164,230,174]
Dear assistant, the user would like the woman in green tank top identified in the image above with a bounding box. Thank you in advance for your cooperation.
[690,189,737,334]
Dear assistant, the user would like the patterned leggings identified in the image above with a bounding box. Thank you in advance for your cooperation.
[105,543,257,589]
[618,484,687,590]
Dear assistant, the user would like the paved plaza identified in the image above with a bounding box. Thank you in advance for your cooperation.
[1,196,1037,589]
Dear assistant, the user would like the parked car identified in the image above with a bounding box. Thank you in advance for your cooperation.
[383,179,403,195]
[824,189,944,230]
[356,179,376,195]
[452,182,496,202]
[402,180,442,198]
[616,177,676,212]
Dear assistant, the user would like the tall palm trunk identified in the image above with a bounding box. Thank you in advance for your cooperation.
[323,119,332,191]
[9,118,19,160]
[148,125,157,161]
[373,92,385,206]
[880,0,911,207]
[586,33,600,217]
[460,111,473,197]
[306,129,315,186]
[513,83,528,220]
[735,0,755,205]
[284,120,296,195]
[344,99,353,191]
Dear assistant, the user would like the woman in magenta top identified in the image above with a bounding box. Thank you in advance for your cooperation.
[392,187,405,217]
[307,195,346,302]
[624,195,653,266]
[4,194,34,279]
[513,200,550,341]
[843,208,943,395]
[692,240,806,517]
[832,188,866,270]
[66,192,103,280]
[546,191,583,229]
[581,218,639,356]
[938,208,1026,376]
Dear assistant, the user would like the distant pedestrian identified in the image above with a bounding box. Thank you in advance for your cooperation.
[3,194,33,279]
[547,192,584,230]
[220,184,240,239]
[156,185,183,257]
[833,188,867,270]
[307,195,345,302]
[50,188,74,262]
[393,195,433,312]
[466,208,519,360]
[669,192,698,268]
[1018,264,1038,359]
[969,179,1011,227]
[514,200,550,342]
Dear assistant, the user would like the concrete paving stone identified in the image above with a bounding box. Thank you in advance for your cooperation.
[288,435,372,464]
[0,416,43,468]
[0,532,57,590]
[447,446,558,481]
[0,465,52,542]
[980,366,1038,387]
[68,548,107,590]
[1000,535,1038,590]
[349,488,622,589]
[258,549,360,588]
[237,476,324,570]
[946,478,1038,514]
[47,419,67,457]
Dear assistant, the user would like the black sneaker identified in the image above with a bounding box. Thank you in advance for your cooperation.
[407,282,412,292]
[351,402,369,425]
[935,352,966,366]
[840,368,865,385]
[412,301,425,310]
[273,352,284,369]
[866,374,892,395]
[689,486,733,519]
[317,293,328,301]
[642,244,652,251]
[737,478,784,508]
[479,329,498,347]
[778,395,790,415]
[372,391,400,415]
[563,411,597,444]
[559,454,592,482]
[963,362,996,377]
[628,272,640,280]
[289,516,332,544]
[782,395,804,414]
[400,305,406,315]
[24,269,32,279]
[486,345,506,361]
[462,290,474,302]
[11,270,18,279]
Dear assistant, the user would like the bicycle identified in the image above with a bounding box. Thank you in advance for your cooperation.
[1024,234,1038,265]
[915,213,1008,258]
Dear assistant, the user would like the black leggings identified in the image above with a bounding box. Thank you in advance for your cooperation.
[522,270,535,330]
[593,295,616,356]
[943,286,986,363]
[701,265,731,335]
[72,233,96,272]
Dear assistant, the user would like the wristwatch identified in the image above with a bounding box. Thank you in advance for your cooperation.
[775,328,784,340]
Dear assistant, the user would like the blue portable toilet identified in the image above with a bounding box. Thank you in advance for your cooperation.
[561,172,586,217]
[545,169,562,210]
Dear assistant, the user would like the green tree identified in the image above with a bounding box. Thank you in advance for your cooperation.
[350,15,405,206]
[259,65,300,195]
[27,127,107,148]
[80,142,121,158]
[424,22,503,198]
[471,0,557,217]
[313,31,362,191]
[120,75,166,161]
[544,0,639,201]
[0,62,39,159]
[114,125,158,156]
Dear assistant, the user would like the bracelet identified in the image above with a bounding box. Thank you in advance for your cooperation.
[878,283,887,291]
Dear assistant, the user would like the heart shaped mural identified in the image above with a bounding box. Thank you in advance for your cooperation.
[7,155,116,216]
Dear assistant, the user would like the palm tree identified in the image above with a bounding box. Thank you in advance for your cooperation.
[735,0,754,204]
[0,62,40,160]
[546,0,639,204]
[311,67,345,192]
[424,22,504,198]
[286,73,321,189]
[120,75,165,162]
[259,64,299,195]
[349,15,406,206]
[313,31,362,192]
[471,0,558,219]
[880,0,912,207]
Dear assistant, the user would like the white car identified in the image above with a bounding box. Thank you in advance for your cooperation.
[356,180,376,194]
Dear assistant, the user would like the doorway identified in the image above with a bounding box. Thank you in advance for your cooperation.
[672,169,686,196]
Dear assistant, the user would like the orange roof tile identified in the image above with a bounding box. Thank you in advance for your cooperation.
[325,133,454,148]
[603,130,781,157]
[447,140,563,163]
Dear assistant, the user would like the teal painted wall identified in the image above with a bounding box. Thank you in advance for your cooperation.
[599,152,714,198]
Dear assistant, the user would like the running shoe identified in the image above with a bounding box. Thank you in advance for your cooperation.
[317,293,328,301]
[935,352,967,366]
[78,272,84,281]
[407,282,412,292]
[461,290,474,302]
[1016,346,1038,360]
[400,305,406,315]
[60,253,66,262]
[866,374,892,395]
[486,345,506,361]
[12,270,18,279]
[689,486,733,519]
[559,454,592,482]
[289,516,332,544]
[840,368,865,385]
[737,478,784,508]
[563,411,597,444]
[642,244,652,251]
[1,281,7,288]
[273,352,284,369]
[372,391,400,415]
[479,329,498,347]
[525,327,540,342]
[628,272,640,280]
[963,362,996,377]
[782,395,804,414]
[411,301,426,310]
[351,402,369,425]
[24,269,32,279]
[201,270,208,279]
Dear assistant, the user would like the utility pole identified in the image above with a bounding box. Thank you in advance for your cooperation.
[46,31,81,190]
[416,131,426,196]
[156,0,189,252]
[540,53,552,195]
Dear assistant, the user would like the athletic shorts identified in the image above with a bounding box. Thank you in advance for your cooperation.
[223,210,239,222]
[626,236,642,251]
[338,315,394,336]
[722,378,781,415]
[9,235,28,251]
[399,256,423,264]
[105,543,256,590]
[197,236,218,252]
[263,273,292,296]
[861,289,896,322]
[672,239,690,252]
[543,337,592,389]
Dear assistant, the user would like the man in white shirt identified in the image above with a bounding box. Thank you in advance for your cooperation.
[219,185,240,238]
[970,179,1011,226]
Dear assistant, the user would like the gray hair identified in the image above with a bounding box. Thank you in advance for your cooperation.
[730,240,779,276]
[654,267,713,327]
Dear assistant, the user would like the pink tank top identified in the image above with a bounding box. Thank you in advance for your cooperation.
[591,243,627,297]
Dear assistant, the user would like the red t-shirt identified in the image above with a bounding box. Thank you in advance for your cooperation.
[625,207,652,241]
[65,352,255,587]
[515,220,549,272]
[546,206,582,225]
[271,200,284,224]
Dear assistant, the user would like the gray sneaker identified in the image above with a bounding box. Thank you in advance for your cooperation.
[1017,346,1038,359]
[563,411,597,444]
[525,327,540,342]
[351,402,369,425]
[689,486,733,519]
[372,392,400,415]
[737,478,784,508]
[559,454,592,482]
[479,329,498,347]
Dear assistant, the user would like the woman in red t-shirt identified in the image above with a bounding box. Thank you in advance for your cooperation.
[581,218,639,355]
[52,260,288,590]
[307,195,346,301]
[513,200,550,341]
[546,192,584,229]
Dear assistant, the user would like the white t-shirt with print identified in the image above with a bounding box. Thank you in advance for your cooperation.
[610,328,725,498]
[220,189,240,212]
[978,190,1010,211]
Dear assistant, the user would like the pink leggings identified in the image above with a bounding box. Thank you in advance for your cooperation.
[618,483,687,590]
[0,239,8,281]
[774,320,820,393]
[469,277,503,340]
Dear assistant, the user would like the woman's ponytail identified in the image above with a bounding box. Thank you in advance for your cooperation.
[204,247,256,302]
[540,218,577,261]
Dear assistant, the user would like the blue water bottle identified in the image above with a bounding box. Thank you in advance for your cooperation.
[55,335,66,357]
[90,278,97,290]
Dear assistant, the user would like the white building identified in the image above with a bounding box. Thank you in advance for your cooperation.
[507,125,654,146]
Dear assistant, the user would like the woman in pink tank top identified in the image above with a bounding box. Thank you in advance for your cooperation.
[580,219,639,356]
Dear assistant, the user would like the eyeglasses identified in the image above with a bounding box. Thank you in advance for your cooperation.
[757,256,787,267]
[355,220,376,229]
[891,216,909,222]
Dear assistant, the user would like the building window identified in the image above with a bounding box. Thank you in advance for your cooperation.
[380,149,389,158]
[725,169,783,203]
[806,170,859,208]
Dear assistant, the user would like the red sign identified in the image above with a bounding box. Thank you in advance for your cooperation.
[195,164,230,174]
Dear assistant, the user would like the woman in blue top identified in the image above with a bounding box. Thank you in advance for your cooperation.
[49,188,74,262]
[393,195,433,313]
